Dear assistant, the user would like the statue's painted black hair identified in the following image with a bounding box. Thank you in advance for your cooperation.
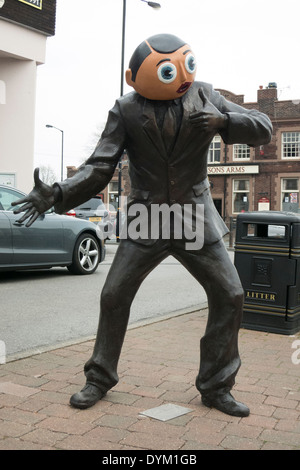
[129,34,186,82]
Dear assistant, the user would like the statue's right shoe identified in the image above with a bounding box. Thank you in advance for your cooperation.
[201,392,250,417]
[70,383,106,409]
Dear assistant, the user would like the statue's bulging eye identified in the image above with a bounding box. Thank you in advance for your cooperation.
[157,63,177,84]
[185,53,196,74]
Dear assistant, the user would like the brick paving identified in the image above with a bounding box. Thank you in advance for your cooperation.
[0,308,299,450]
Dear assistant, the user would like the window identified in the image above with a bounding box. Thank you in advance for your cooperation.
[108,181,119,212]
[75,197,105,211]
[281,178,299,212]
[0,186,23,211]
[233,179,249,213]
[282,132,300,159]
[233,144,250,160]
[208,136,221,163]
[246,223,286,239]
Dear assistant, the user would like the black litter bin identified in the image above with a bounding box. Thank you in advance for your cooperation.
[234,211,300,335]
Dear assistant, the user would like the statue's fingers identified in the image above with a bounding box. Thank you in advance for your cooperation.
[189,114,207,127]
[198,87,208,107]
[11,196,30,207]
[189,110,205,120]
[13,202,33,214]
[33,167,42,186]
[25,211,40,227]
[16,207,36,224]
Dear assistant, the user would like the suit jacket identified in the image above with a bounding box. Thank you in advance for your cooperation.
[54,81,272,245]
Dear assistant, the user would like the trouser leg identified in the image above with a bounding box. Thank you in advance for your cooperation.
[173,239,244,396]
[84,239,169,393]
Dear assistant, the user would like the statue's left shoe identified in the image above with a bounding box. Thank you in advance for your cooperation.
[201,392,250,417]
[70,383,105,409]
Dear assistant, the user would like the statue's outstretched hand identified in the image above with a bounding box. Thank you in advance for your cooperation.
[189,87,228,131]
[12,168,58,227]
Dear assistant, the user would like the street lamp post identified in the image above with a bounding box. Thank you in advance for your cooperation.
[116,0,161,241]
[120,0,161,97]
[46,124,64,182]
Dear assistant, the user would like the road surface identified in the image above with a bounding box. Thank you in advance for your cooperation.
[0,242,234,361]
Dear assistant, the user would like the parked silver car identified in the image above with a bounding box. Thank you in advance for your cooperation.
[72,196,113,239]
[0,185,105,274]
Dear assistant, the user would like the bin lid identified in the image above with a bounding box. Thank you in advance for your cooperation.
[235,211,299,246]
[236,211,300,224]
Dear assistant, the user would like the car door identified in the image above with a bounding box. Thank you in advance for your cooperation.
[0,185,68,268]
[0,211,13,266]
[9,211,66,266]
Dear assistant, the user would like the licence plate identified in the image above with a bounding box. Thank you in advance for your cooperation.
[89,217,102,222]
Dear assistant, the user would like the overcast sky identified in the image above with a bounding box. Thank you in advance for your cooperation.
[34,0,300,180]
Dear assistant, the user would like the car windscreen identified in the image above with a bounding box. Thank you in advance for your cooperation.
[74,198,104,211]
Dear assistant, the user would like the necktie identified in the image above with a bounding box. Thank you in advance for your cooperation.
[162,103,177,154]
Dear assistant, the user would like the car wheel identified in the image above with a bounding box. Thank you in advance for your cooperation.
[68,233,100,275]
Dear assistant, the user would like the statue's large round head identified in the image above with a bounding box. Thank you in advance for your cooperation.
[125,33,197,100]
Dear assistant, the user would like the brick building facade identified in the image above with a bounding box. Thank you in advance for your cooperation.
[209,84,300,225]
[0,0,56,36]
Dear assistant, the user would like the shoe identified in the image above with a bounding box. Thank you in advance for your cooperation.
[70,383,106,409]
[201,392,250,417]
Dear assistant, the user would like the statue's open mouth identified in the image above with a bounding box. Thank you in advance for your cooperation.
[177,82,192,94]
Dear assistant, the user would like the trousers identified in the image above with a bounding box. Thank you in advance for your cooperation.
[84,237,244,397]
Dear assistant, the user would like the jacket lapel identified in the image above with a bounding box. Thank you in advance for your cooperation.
[141,86,203,161]
[142,99,168,159]
[171,87,202,160]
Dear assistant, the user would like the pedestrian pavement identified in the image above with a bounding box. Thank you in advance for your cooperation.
[0,307,299,451]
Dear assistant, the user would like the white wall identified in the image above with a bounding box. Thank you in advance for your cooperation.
[0,19,47,192]
[0,58,37,192]
[0,19,46,64]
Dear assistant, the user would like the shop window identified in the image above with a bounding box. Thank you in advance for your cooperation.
[233,144,250,160]
[281,178,299,212]
[208,135,221,163]
[108,181,119,212]
[282,132,300,159]
[233,179,249,213]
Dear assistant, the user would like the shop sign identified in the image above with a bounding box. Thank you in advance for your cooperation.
[18,0,42,10]
[258,197,270,211]
[0,173,15,186]
[208,165,259,175]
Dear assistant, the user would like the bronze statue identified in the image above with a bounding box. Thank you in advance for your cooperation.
[13,34,272,417]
